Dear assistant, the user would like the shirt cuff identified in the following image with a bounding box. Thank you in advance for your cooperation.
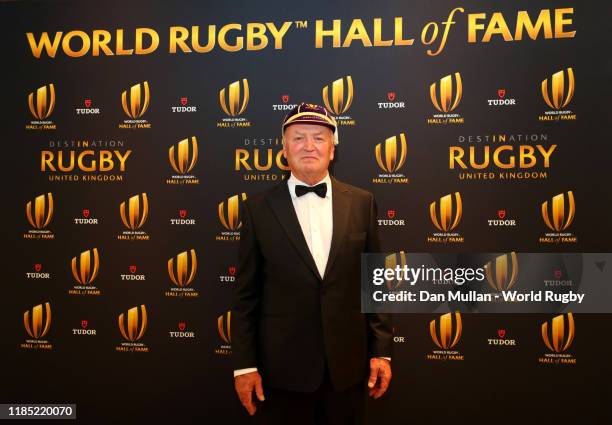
[234,367,258,377]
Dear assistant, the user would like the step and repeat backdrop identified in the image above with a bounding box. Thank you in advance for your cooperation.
[3,0,611,423]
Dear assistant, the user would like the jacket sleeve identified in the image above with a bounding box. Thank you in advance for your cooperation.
[231,199,262,370]
[365,193,394,358]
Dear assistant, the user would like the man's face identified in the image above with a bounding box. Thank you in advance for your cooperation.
[282,123,335,179]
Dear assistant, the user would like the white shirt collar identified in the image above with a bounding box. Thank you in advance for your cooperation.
[287,172,332,199]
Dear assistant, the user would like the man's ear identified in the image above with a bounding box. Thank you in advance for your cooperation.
[329,143,335,161]
[282,139,287,159]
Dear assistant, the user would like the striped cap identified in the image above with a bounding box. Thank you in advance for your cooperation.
[282,102,339,145]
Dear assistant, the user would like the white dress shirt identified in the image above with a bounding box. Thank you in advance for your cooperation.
[234,173,389,377]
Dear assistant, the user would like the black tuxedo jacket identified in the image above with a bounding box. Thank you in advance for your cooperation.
[231,176,392,392]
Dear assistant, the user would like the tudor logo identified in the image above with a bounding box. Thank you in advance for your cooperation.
[179,209,187,218]
[282,94,289,103]
[498,210,506,219]
[498,89,506,98]
[322,75,353,115]
[387,92,396,101]
[178,322,186,331]
[498,329,506,338]
[387,210,396,219]
[84,99,92,108]
[220,79,249,116]
[180,97,188,106]
[28,84,55,120]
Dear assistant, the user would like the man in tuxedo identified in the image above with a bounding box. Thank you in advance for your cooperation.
[232,103,392,424]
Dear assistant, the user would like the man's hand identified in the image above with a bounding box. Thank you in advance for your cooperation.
[367,358,392,399]
[234,371,265,415]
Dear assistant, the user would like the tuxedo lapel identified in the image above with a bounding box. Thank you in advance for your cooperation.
[323,177,351,280]
[266,181,322,284]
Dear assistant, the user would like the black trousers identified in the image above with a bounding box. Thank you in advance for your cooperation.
[253,363,366,425]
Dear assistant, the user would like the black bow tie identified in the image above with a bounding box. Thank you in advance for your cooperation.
[295,183,327,198]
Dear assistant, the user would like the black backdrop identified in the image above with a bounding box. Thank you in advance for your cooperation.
[2,0,611,423]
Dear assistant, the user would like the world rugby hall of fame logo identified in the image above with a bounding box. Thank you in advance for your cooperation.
[26,83,56,130]
[427,312,463,361]
[21,302,52,350]
[539,191,577,244]
[427,192,464,244]
[24,192,54,239]
[166,249,199,298]
[539,313,576,365]
[214,311,232,356]
[427,72,464,125]
[372,133,408,184]
[484,252,519,292]
[69,248,101,296]
[118,193,150,240]
[119,81,151,129]
[216,193,247,241]
[116,305,149,353]
[218,79,251,127]
[539,67,576,121]
[322,75,355,125]
[167,136,199,185]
